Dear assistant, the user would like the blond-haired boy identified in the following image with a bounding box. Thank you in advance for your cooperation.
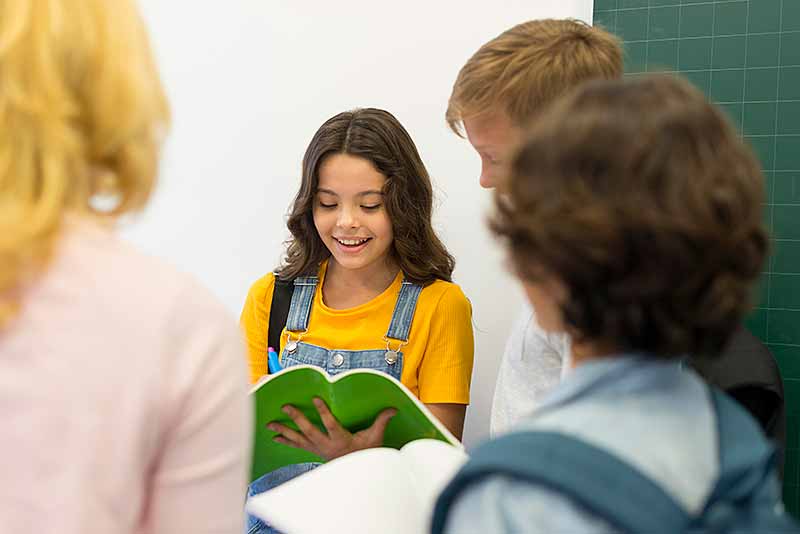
[447,19,622,435]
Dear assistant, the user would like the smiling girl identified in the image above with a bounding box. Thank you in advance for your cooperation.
[240,109,474,532]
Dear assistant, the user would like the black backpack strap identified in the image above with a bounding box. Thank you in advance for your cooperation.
[431,430,689,534]
[268,276,294,353]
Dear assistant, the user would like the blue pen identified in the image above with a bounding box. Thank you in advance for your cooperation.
[267,346,283,374]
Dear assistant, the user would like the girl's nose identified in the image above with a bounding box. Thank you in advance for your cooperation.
[337,207,358,228]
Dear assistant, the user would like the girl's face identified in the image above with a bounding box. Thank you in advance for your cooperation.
[313,153,394,275]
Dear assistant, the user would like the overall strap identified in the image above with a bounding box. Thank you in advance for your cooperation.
[384,279,423,342]
[285,277,318,332]
[431,431,689,534]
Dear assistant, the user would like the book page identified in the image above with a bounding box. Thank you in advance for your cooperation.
[246,440,469,534]
[400,439,469,517]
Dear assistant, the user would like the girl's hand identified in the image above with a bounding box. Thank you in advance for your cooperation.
[268,397,397,461]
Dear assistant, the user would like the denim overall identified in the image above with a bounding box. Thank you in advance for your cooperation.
[246,275,423,534]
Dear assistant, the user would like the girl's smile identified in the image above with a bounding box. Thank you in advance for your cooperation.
[333,236,372,254]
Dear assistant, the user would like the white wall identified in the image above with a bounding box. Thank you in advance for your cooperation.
[130,0,593,447]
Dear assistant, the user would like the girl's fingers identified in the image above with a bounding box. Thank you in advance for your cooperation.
[268,422,311,450]
[273,436,302,449]
[282,404,326,442]
[365,408,398,445]
[313,397,346,437]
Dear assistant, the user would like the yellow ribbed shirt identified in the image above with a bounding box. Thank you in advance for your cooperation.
[240,263,474,404]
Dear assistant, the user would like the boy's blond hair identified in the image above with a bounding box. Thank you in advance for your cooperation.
[447,19,622,136]
[0,0,169,326]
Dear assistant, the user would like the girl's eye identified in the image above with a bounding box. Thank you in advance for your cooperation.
[318,202,337,209]
[361,204,381,211]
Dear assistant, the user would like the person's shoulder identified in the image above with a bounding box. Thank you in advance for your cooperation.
[246,271,277,303]
[521,304,570,356]
[420,279,468,300]
[59,221,220,310]
[441,473,615,534]
[53,220,239,348]
[420,279,471,312]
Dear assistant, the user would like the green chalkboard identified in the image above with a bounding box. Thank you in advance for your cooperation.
[594,0,800,516]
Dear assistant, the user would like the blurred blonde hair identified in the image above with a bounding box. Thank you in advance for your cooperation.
[0,0,169,326]
[447,19,622,136]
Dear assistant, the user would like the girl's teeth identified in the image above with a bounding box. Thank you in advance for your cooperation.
[338,238,368,246]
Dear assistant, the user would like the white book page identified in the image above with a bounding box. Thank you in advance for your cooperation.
[400,439,469,517]
[246,439,468,534]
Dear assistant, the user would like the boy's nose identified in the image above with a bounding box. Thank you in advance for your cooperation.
[480,161,496,189]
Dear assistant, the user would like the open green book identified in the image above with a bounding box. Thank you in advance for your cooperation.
[249,365,461,482]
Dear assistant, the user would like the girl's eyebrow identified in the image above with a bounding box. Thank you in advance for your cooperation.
[316,188,383,197]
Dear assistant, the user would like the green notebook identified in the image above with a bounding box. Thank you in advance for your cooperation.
[249,365,460,482]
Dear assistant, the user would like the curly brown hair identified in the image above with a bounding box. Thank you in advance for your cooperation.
[491,75,769,359]
[277,108,455,285]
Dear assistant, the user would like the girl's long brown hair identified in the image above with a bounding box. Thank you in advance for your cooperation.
[276,108,455,285]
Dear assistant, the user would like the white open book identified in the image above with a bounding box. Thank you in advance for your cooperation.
[246,438,469,534]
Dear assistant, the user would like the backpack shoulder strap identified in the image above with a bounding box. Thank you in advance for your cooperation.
[683,388,791,531]
[431,388,787,534]
[268,275,294,353]
[432,430,690,534]
[702,388,779,507]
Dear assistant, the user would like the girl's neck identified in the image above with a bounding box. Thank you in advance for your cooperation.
[322,257,400,309]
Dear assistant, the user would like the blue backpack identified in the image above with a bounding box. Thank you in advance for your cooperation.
[432,388,798,534]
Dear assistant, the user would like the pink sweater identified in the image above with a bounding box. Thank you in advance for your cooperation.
[0,221,252,533]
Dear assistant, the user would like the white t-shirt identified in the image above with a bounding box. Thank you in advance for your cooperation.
[490,301,571,436]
